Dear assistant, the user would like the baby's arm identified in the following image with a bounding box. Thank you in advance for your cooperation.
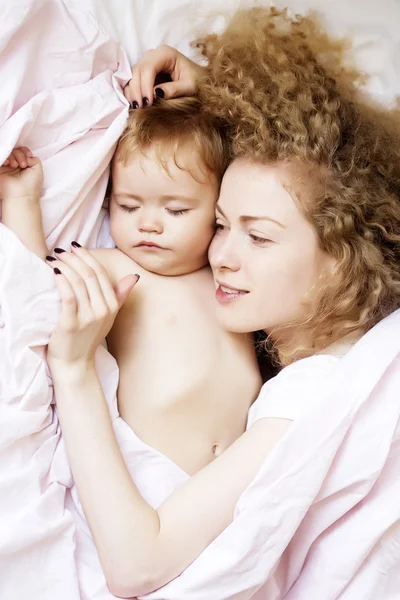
[0,147,47,260]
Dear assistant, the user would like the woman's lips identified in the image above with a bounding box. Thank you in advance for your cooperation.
[215,283,249,303]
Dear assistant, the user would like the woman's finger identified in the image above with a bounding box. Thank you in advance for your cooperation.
[114,274,140,308]
[53,268,79,332]
[126,45,181,108]
[139,59,166,107]
[70,244,125,313]
[138,64,158,107]
[126,65,143,108]
[154,79,196,100]
[52,248,111,317]
[138,46,177,104]
[47,253,94,320]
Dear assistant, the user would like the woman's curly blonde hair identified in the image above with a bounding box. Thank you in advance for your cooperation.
[194,7,400,365]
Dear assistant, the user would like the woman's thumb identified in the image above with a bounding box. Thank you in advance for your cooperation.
[114,274,140,307]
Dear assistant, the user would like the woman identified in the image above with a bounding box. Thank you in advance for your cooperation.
[47,8,400,599]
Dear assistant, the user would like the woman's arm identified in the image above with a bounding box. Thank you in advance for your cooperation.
[52,362,289,598]
[0,147,47,260]
[47,248,291,598]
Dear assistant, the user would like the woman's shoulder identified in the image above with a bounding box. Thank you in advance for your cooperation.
[247,353,341,428]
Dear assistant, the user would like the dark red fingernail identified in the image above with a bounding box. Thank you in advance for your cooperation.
[155,88,165,98]
[46,255,57,262]
[142,97,149,106]
[54,247,65,254]
[131,101,139,109]
[54,268,61,275]
[71,241,81,248]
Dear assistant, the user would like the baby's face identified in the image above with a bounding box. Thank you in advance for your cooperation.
[109,146,219,276]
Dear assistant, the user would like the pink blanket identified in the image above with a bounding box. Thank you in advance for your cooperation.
[0,1,129,598]
[1,2,400,599]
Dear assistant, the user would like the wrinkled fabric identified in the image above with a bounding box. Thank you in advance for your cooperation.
[2,223,400,600]
[149,313,400,599]
[1,2,400,599]
[0,2,130,598]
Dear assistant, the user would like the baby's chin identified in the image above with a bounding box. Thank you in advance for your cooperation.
[124,247,209,277]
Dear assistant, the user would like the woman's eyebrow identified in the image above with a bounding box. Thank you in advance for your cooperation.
[240,215,285,228]
[216,204,285,228]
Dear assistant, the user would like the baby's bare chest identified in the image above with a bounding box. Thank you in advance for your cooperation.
[107,279,260,474]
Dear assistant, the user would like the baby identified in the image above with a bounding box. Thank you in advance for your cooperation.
[0,98,261,475]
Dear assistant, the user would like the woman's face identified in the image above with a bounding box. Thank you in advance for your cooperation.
[208,158,334,336]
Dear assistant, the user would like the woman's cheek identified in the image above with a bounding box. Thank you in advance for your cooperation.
[207,234,221,266]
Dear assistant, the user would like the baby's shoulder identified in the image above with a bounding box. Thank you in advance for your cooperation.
[90,250,211,301]
[90,248,148,283]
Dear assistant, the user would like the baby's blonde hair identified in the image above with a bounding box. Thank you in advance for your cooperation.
[116,97,228,181]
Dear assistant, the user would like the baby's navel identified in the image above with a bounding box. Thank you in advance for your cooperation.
[212,443,222,457]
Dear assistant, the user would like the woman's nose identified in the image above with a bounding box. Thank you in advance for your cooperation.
[208,232,241,272]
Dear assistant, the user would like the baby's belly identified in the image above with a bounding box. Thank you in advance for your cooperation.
[121,412,239,476]
[117,373,249,476]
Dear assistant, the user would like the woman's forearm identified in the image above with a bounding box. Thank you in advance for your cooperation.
[51,361,161,597]
[51,359,290,597]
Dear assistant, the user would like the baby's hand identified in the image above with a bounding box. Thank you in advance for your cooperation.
[0,147,43,202]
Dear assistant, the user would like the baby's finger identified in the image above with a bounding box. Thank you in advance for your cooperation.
[26,156,41,168]
[8,154,19,169]
[18,147,33,158]
[13,148,28,168]
[53,268,78,332]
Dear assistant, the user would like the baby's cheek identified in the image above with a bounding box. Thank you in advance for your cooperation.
[110,216,128,245]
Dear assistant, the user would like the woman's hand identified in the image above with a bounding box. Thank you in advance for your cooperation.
[0,147,43,202]
[124,44,206,108]
[46,244,139,370]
